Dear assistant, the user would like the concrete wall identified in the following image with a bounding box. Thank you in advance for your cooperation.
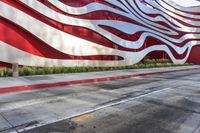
[0,0,200,67]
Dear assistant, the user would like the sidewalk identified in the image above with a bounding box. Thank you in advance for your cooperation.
[0,65,200,94]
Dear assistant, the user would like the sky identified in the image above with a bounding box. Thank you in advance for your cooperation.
[172,0,200,7]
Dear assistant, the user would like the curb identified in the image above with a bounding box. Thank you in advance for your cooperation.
[0,67,199,94]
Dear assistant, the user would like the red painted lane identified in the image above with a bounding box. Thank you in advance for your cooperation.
[0,67,199,94]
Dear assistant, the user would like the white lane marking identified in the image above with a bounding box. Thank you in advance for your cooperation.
[15,87,172,133]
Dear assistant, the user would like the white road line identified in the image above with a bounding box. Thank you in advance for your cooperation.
[14,87,172,133]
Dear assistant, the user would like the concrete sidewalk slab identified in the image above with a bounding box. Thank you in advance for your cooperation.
[0,65,200,94]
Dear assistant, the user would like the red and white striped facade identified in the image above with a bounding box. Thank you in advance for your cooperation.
[1,0,200,67]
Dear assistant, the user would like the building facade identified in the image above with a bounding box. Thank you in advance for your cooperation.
[0,0,200,67]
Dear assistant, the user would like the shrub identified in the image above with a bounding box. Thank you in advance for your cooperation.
[0,68,12,77]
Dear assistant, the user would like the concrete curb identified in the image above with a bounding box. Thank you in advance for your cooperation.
[0,67,200,94]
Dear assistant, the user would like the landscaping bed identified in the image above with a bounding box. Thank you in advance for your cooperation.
[0,59,192,77]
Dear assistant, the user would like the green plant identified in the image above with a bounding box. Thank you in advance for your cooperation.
[0,68,12,77]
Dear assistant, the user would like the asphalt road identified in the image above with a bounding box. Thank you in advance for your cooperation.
[1,69,200,133]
